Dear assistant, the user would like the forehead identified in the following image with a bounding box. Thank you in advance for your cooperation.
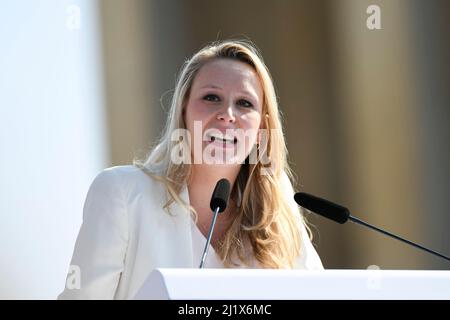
[193,58,263,93]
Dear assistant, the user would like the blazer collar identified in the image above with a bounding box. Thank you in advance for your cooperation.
[163,184,194,267]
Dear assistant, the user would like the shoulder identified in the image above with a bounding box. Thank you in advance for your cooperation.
[95,164,162,187]
[89,165,166,203]
[279,170,294,192]
[278,171,324,269]
[97,165,151,182]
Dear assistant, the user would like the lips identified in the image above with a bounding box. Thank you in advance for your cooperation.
[209,135,237,144]
[206,133,238,144]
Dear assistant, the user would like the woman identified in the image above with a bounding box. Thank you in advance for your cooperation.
[59,40,323,300]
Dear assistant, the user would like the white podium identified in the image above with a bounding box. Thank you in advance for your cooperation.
[134,268,450,300]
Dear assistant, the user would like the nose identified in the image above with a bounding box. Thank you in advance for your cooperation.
[216,104,236,123]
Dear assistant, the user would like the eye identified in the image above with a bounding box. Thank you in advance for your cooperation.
[237,99,253,108]
[203,94,220,102]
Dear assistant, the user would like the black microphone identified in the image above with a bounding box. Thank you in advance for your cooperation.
[199,178,231,268]
[294,192,450,262]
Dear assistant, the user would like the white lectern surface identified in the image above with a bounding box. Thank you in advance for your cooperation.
[134,268,450,300]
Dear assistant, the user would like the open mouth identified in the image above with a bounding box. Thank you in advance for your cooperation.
[208,134,238,144]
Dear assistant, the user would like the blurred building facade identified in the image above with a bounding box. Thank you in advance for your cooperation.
[100,0,450,270]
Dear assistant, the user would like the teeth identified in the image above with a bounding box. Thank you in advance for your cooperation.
[210,135,236,143]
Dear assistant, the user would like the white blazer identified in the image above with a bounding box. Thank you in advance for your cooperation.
[58,165,323,300]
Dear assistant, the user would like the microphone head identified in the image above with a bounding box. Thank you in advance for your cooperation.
[294,192,350,224]
[210,179,231,213]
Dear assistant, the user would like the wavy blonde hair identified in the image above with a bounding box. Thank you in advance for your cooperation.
[134,39,308,268]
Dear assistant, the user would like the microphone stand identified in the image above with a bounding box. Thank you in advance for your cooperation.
[199,206,221,268]
[295,191,449,262]
[349,215,450,261]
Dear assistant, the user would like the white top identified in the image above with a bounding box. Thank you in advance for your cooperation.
[191,221,224,268]
[58,165,323,300]
[190,220,262,269]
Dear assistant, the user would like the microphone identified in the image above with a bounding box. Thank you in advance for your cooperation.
[199,178,231,268]
[294,192,450,262]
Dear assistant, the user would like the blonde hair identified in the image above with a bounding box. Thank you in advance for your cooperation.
[134,39,307,268]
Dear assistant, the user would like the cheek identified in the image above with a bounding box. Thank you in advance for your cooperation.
[241,113,262,131]
[185,101,214,125]
[184,103,201,133]
[240,114,262,150]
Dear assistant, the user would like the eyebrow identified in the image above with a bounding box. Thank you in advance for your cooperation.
[201,85,221,89]
[199,85,259,101]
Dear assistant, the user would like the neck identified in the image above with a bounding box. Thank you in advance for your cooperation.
[188,163,241,222]
[188,163,241,209]
[187,164,241,248]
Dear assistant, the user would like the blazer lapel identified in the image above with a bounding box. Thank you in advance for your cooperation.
[159,184,194,267]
